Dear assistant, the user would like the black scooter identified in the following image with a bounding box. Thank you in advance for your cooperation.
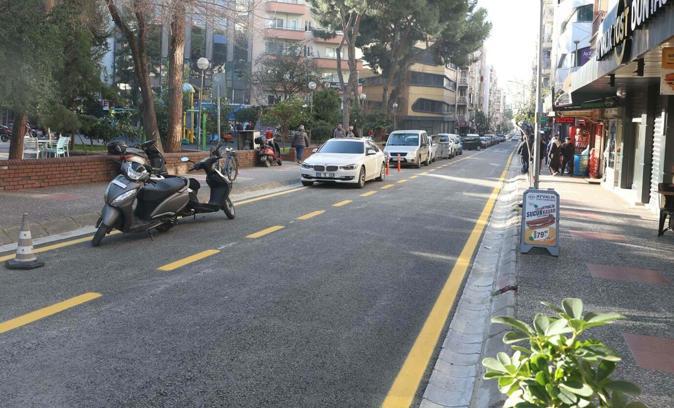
[93,145,235,247]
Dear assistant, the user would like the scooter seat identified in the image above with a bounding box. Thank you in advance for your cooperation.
[140,177,187,202]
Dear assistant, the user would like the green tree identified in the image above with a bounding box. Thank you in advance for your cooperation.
[357,0,490,112]
[261,97,311,143]
[475,110,490,134]
[251,47,320,102]
[312,89,341,125]
[310,0,369,128]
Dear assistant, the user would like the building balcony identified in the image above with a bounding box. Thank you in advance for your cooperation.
[265,1,308,15]
[312,33,344,45]
[313,57,363,71]
[458,78,468,87]
[456,96,468,105]
[264,27,307,41]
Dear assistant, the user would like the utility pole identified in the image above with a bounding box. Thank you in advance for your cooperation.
[533,0,544,189]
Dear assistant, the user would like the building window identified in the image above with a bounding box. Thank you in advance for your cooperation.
[576,5,593,22]
[271,18,284,29]
[410,72,456,90]
[411,98,454,114]
[325,47,336,58]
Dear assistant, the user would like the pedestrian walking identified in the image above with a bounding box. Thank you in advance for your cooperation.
[549,137,562,175]
[292,125,310,164]
[517,136,530,174]
[346,126,356,138]
[333,124,345,138]
[561,137,575,176]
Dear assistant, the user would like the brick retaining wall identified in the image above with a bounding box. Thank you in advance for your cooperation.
[0,148,315,191]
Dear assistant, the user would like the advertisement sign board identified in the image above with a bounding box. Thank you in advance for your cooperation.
[520,189,560,256]
[661,47,674,96]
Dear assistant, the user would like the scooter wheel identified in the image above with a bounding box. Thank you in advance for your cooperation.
[264,159,271,167]
[223,198,235,219]
[92,224,109,247]
[277,159,282,166]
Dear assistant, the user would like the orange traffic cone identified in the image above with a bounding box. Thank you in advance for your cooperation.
[397,155,401,173]
[5,213,44,270]
[385,155,390,176]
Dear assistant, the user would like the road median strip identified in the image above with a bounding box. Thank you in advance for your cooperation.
[158,249,221,271]
[296,210,325,221]
[332,200,352,207]
[246,225,285,239]
[0,292,102,334]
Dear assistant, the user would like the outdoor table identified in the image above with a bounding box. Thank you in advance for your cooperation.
[36,139,54,158]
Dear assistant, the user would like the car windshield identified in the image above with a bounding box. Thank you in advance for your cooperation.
[387,133,420,146]
[439,136,449,142]
[318,140,364,154]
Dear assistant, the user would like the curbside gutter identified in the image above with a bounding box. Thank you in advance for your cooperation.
[419,156,524,408]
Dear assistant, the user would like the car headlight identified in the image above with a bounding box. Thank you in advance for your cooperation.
[340,164,357,170]
[111,189,137,206]
[301,163,314,169]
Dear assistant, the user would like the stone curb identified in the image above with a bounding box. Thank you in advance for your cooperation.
[419,158,522,408]
[0,180,301,246]
[469,171,529,408]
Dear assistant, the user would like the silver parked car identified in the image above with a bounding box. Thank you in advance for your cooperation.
[435,134,451,159]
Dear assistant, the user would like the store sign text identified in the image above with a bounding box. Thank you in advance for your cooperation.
[597,0,671,62]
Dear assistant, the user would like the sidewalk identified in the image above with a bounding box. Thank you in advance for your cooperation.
[0,163,302,245]
[473,174,674,407]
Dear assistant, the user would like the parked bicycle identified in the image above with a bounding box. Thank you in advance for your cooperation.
[216,144,239,182]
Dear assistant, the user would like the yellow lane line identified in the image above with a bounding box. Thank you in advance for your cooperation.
[410,176,419,179]
[0,292,102,334]
[0,188,307,261]
[397,179,408,184]
[381,184,394,190]
[332,200,353,208]
[235,187,306,206]
[157,249,220,271]
[246,225,285,239]
[0,231,122,263]
[297,210,325,221]
[361,191,377,197]
[382,151,514,408]
[420,172,429,175]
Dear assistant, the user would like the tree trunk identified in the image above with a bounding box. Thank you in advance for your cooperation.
[8,112,27,160]
[335,46,350,129]
[166,2,185,152]
[106,0,162,150]
[347,14,362,110]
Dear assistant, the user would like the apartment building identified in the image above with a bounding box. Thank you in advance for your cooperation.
[249,0,363,104]
[551,0,594,93]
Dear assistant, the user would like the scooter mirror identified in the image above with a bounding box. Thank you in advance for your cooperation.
[180,156,190,162]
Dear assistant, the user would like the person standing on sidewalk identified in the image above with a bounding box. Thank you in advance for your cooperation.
[333,124,345,138]
[549,137,562,175]
[346,126,356,138]
[517,136,530,174]
[292,125,310,164]
[561,137,575,176]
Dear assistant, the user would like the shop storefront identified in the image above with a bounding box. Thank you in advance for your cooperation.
[559,1,674,211]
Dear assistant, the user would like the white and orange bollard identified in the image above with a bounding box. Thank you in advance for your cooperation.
[5,213,44,270]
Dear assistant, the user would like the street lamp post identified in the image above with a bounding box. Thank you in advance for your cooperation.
[392,102,399,131]
[308,81,317,113]
[533,0,544,189]
[197,57,209,151]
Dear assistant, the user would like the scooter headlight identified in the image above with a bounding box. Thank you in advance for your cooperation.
[121,161,148,181]
[112,189,137,206]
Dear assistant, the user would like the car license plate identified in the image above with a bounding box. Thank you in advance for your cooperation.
[316,172,335,178]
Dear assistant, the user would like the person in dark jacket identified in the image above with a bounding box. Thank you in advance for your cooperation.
[548,137,562,175]
[292,125,310,163]
[561,137,575,176]
[517,136,530,173]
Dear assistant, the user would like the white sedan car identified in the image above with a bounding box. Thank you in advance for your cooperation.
[300,138,387,188]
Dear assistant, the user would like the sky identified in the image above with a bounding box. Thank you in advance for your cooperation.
[477,0,540,85]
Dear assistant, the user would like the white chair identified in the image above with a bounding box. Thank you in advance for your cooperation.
[45,136,68,158]
[23,136,40,159]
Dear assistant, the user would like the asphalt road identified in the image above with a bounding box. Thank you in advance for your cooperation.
[0,142,514,407]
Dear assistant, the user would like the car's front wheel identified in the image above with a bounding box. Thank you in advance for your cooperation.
[356,167,366,188]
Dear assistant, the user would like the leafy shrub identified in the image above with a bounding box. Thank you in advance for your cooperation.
[483,298,646,408]
[310,120,332,143]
